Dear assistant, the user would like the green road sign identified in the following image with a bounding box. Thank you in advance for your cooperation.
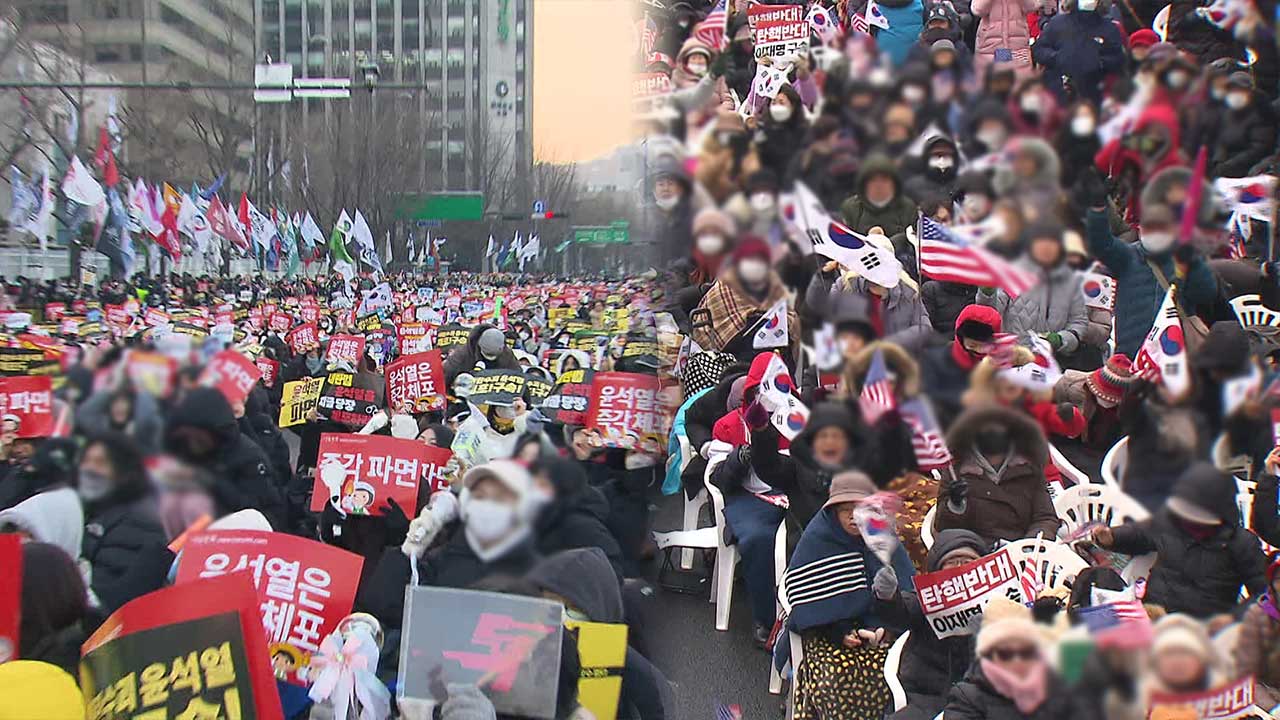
[395,192,484,221]
[573,222,629,244]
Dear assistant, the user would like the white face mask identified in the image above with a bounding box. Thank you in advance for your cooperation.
[465,499,517,542]
[654,194,680,211]
[927,156,955,171]
[1077,0,1097,11]
[686,61,708,76]
[1020,94,1042,114]
[1210,86,1227,101]
[1166,70,1190,90]
[769,103,793,123]
[1141,230,1175,254]
[737,258,769,285]
[902,85,927,104]
[78,469,112,503]
[962,194,991,219]
[749,192,777,214]
[977,128,1007,152]
[1226,92,1250,110]
[1071,115,1096,136]
[696,234,725,256]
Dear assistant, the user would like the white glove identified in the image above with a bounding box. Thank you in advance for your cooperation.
[389,413,418,439]
[358,410,389,435]
[400,491,459,559]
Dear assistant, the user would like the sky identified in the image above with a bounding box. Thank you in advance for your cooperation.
[533,0,635,163]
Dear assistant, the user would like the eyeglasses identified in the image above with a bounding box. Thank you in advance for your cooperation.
[986,646,1040,662]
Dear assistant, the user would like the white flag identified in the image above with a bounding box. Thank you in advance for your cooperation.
[177,193,211,247]
[1134,285,1191,398]
[1214,175,1276,222]
[865,0,890,29]
[784,181,902,288]
[245,200,277,250]
[61,156,104,207]
[485,235,496,257]
[300,212,324,250]
[28,168,54,243]
[351,210,382,273]
[1081,272,1116,311]
[521,233,540,259]
[997,335,1063,393]
[753,298,790,349]
[814,322,842,370]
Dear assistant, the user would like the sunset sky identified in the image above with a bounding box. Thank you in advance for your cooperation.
[533,0,635,162]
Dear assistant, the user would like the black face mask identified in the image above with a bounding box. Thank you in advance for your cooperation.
[974,425,1010,456]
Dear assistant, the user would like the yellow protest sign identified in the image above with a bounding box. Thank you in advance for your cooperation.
[565,620,628,720]
[278,376,325,428]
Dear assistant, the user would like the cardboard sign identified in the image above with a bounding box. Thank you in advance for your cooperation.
[584,372,662,448]
[80,573,283,720]
[325,334,366,367]
[200,350,262,407]
[175,530,363,686]
[285,323,319,354]
[125,351,178,397]
[255,357,279,389]
[565,620,627,720]
[399,587,563,719]
[0,376,53,438]
[547,307,576,329]
[0,534,19,662]
[912,548,1025,639]
[749,3,807,61]
[538,368,595,426]
[317,371,379,428]
[385,350,446,413]
[436,323,471,351]
[278,377,326,428]
[309,433,433,516]
[469,369,527,406]
[1148,676,1259,719]
[398,322,431,356]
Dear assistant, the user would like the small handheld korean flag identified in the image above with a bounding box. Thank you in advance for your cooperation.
[1081,272,1116,311]
[814,322,842,371]
[753,299,789,349]
[1153,4,1170,40]
[1133,285,1191,398]
[757,353,810,440]
[865,0,891,29]
[786,182,902,287]
[807,4,840,43]
[752,63,789,100]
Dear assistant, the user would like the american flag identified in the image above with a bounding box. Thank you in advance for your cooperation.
[899,397,951,471]
[1019,551,1044,602]
[859,348,896,424]
[714,702,743,720]
[692,0,729,50]
[1076,601,1153,648]
[848,10,870,34]
[918,216,1036,298]
[639,12,658,58]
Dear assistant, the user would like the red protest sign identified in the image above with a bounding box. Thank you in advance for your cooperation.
[325,334,366,366]
[397,322,430,355]
[175,530,363,686]
[584,371,662,448]
[144,308,169,327]
[214,310,234,326]
[200,350,262,406]
[82,573,284,720]
[300,301,319,324]
[385,349,446,413]
[286,322,319,354]
[268,313,293,333]
[0,534,19,662]
[0,376,53,438]
[105,303,130,329]
[1149,676,1259,718]
[256,357,280,388]
[125,350,178,397]
[44,302,65,322]
[911,548,1024,639]
[310,433,430,517]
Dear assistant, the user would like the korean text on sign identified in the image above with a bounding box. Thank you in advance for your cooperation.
[386,350,446,413]
[309,433,434,517]
[912,548,1024,639]
[584,372,661,448]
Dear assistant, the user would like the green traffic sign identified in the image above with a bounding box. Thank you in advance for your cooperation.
[395,192,484,221]
[573,223,629,244]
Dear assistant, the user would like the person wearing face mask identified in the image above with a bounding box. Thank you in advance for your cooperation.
[755,84,810,180]
[840,155,921,237]
[76,432,167,615]
[1005,79,1062,139]
[904,136,963,203]
[971,0,1037,77]
[1053,101,1102,188]
[964,98,1014,157]
[921,304,1004,427]
[1032,0,1125,104]
[1181,57,1240,157]
[1076,167,1219,358]
[725,169,784,246]
[991,136,1064,219]
[876,100,920,158]
[932,405,1061,546]
[1209,72,1278,178]
[690,236,799,364]
[529,457,625,582]
[906,6,974,75]
[442,324,521,387]
[645,161,695,267]
[669,208,735,327]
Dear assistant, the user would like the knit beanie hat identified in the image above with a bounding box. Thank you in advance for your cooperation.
[976,595,1042,656]
[478,328,507,358]
[1086,354,1135,407]
[692,207,736,239]
[0,661,84,720]
[1151,614,1213,664]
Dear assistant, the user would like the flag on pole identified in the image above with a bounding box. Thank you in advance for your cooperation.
[208,195,248,252]
[1215,174,1276,223]
[329,210,355,265]
[858,348,896,424]
[692,0,729,50]
[1133,285,1191,397]
[899,398,952,471]
[61,156,105,207]
[1019,544,1045,602]
[865,0,890,28]
[351,210,382,274]
[918,216,1035,297]
[8,167,37,230]
[242,197,278,251]
[1075,601,1153,648]
[300,212,324,260]
[808,3,841,42]
[753,299,790,349]
[787,183,901,287]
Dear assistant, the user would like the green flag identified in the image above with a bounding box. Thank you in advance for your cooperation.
[329,209,354,264]
[284,214,301,278]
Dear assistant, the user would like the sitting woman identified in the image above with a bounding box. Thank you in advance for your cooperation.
[784,471,915,720]
[933,404,1061,546]
[945,596,1079,718]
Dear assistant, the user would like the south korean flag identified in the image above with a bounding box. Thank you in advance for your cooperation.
[753,298,790,349]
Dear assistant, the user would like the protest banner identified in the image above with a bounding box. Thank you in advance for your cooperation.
[565,620,628,720]
[285,322,319,354]
[309,433,430,516]
[80,573,283,720]
[749,3,807,62]
[0,376,53,438]
[584,372,662,448]
[278,377,326,428]
[121,350,177,397]
[175,530,363,685]
[44,301,66,322]
[399,587,563,719]
[398,322,431,355]
[1149,676,1260,719]
[200,350,262,406]
[912,548,1025,639]
[317,371,379,427]
[469,369,527,406]
[299,301,319,324]
[435,323,471,351]
[0,347,58,377]
[325,333,366,367]
[255,357,279,388]
[547,306,576,329]
[143,308,170,327]
[171,321,210,340]
[524,373,553,403]
[0,534,18,662]
[538,368,595,426]
[385,350,446,413]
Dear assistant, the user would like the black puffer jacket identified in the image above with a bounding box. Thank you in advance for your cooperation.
[240,384,292,487]
[82,496,166,613]
[1210,99,1279,178]
[1109,463,1267,618]
[680,369,748,497]
[880,530,987,720]
[442,324,522,387]
[920,281,977,337]
[944,662,1081,720]
[535,458,625,580]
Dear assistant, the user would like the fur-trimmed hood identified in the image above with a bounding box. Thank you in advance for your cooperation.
[843,341,921,399]
[945,403,1049,469]
[964,347,1036,402]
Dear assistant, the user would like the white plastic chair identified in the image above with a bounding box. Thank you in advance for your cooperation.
[885,630,911,711]
[1003,537,1089,595]
[1049,443,1094,487]
[1214,433,1253,480]
[1053,484,1150,539]
[921,505,936,550]
[1101,436,1129,489]
[776,570,806,720]
[768,521,789,696]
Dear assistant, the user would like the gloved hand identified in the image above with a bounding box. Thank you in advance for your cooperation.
[743,400,770,430]
[978,286,997,296]
[709,51,730,78]
[1045,331,1063,350]
[358,410,389,435]
[945,475,968,511]
[1056,403,1075,423]
[381,500,410,546]
[441,683,496,720]
[1073,168,1110,210]
[872,566,899,600]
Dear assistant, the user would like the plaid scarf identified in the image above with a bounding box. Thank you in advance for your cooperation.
[692,271,793,352]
